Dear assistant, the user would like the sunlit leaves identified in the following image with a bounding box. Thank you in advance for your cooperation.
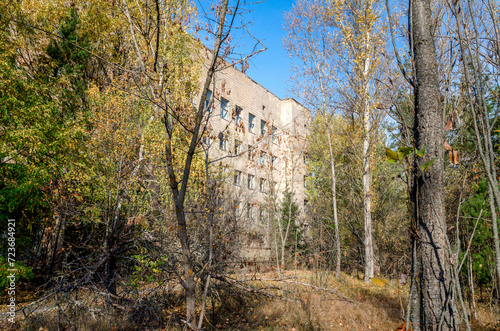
[415,145,425,158]
[385,146,427,164]
[371,277,389,287]
[385,148,398,163]
[385,145,436,171]
[420,158,436,172]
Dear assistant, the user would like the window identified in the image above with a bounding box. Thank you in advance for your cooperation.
[221,98,228,120]
[219,133,227,151]
[304,175,307,188]
[260,178,267,193]
[259,208,266,223]
[234,170,242,186]
[236,202,242,216]
[304,153,308,164]
[260,151,267,166]
[261,120,267,135]
[235,106,242,124]
[271,156,277,169]
[234,139,242,155]
[249,113,255,133]
[248,174,255,189]
[271,126,277,144]
[248,144,254,161]
[205,90,212,112]
[247,203,254,219]
[202,136,213,146]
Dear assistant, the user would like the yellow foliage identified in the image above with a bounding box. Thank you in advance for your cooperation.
[371,277,389,287]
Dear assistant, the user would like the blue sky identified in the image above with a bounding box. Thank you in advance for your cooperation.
[239,0,296,100]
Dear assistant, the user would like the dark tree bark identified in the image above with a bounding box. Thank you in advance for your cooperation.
[411,0,458,329]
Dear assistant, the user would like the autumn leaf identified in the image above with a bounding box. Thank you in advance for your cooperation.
[395,322,411,331]
[451,150,459,165]
[445,113,454,130]
[371,277,389,287]
[385,148,398,163]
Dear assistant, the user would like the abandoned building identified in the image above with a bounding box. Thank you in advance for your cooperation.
[201,60,311,258]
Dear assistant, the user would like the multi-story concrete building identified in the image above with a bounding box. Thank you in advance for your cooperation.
[202,62,311,258]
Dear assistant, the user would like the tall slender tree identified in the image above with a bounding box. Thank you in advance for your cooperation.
[410,0,458,328]
[284,0,342,277]
[326,0,384,281]
[448,0,500,297]
[285,0,385,281]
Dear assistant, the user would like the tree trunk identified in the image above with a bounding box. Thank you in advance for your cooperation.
[360,22,374,282]
[326,126,341,278]
[487,182,500,296]
[104,212,118,297]
[450,0,500,299]
[363,101,374,282]
[104,240,117,296]
[175,206,196,324]
[48,213,65,275]
[411,0,458,328]
[161,0,230,323]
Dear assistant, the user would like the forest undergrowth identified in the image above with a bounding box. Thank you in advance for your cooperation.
[2,269,499,331]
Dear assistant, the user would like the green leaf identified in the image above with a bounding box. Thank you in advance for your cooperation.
[385,147,399,162]
[397,147,414,160]
[397,150,405,161]
[400,146,415,155]
[416,145,426,158]
[420,158,436,171]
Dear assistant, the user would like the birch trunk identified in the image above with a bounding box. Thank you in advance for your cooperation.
[362,33,374,282]
[362,100,374,281]
[326,126,341,278]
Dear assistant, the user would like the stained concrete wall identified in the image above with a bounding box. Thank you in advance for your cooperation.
[200,58,311,258]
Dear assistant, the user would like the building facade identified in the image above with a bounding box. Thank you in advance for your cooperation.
[201,61,310,258]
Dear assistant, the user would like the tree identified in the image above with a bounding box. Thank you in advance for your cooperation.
[274,186,301,270]
[2,0,261,326]
[0,1,93,274]
[115,0,264,324]
[286,0,385,281]
[327,0,386,282]
[284,0,342,277]
[410,0,458,328]
[448,0,500,300]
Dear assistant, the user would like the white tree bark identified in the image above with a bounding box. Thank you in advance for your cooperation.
[362,33,374,282]
[362,93,374,282]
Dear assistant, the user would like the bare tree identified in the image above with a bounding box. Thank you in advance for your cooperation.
[448,0,500,298]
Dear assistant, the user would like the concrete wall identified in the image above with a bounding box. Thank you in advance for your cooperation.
[200,60,311,258]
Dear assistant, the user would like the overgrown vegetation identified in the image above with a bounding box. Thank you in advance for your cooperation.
[1,0,500,329]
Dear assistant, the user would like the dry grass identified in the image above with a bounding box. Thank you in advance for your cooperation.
[229,269,407,331]
[2,269,499,330]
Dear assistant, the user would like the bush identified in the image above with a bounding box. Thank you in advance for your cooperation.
[0,257,34,289]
